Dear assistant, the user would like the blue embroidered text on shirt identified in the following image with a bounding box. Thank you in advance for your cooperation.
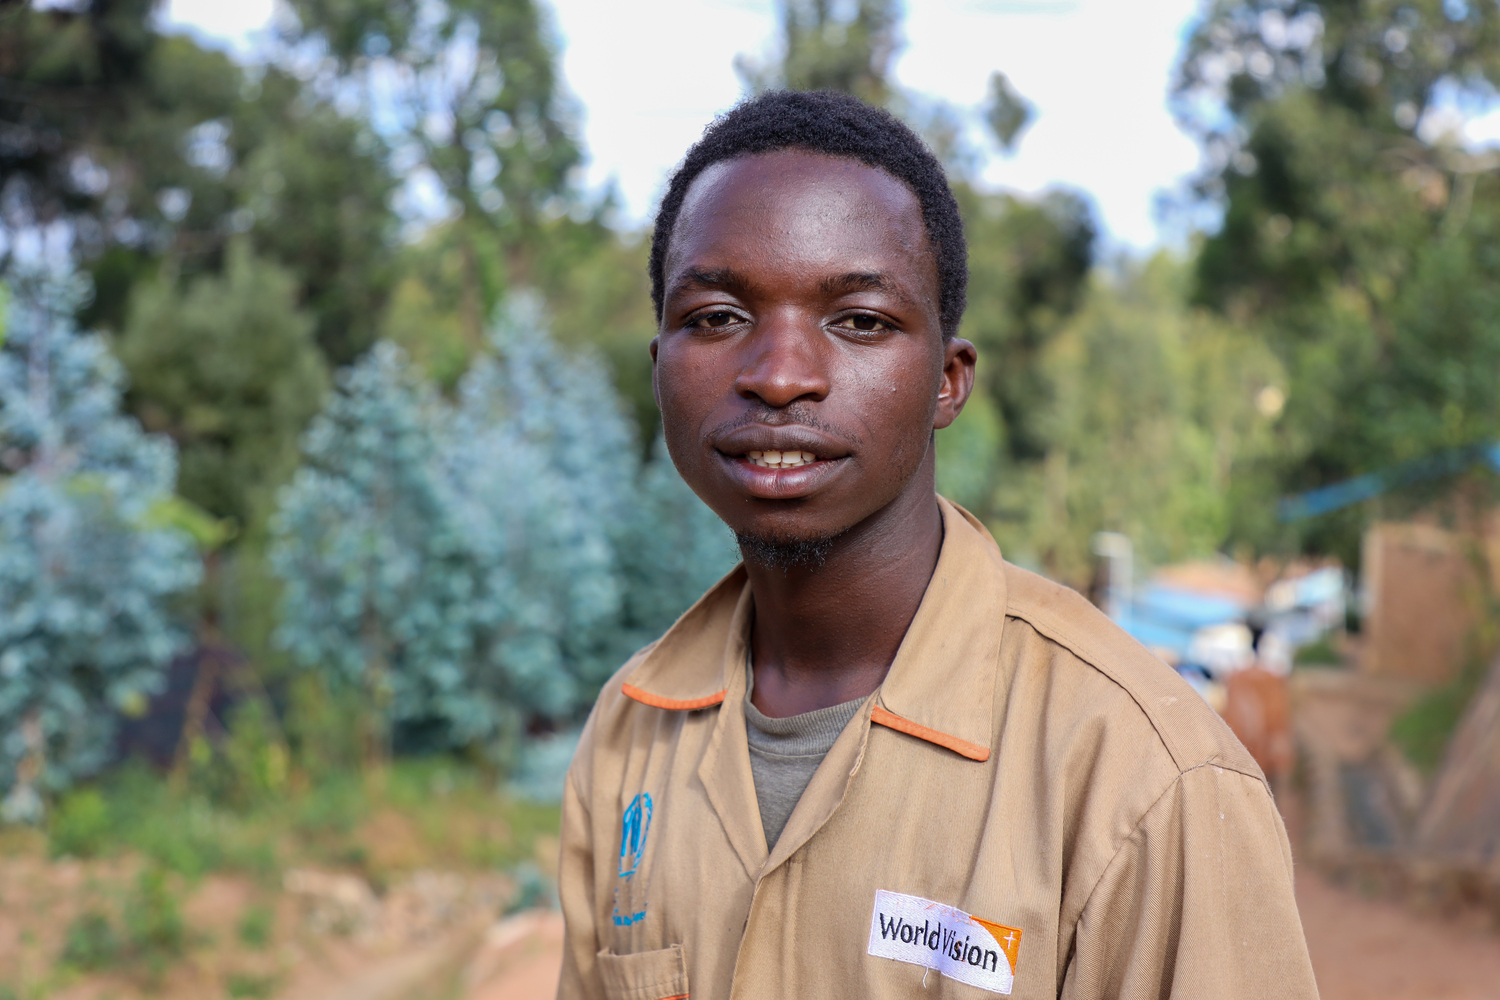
[611,792,652,926]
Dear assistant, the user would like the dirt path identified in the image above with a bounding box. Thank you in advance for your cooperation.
[463,876,1500,1000]
[1297,867,1500,1000]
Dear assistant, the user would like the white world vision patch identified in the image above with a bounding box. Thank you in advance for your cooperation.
[866,889,1022,995]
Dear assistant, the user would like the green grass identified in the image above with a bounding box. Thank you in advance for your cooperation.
[60,911,120,971]
[1389,658,1488,773]
[1293,634,1342,667]
[226,971,278,998]
[236,903,274,949]
[45,757,560,885]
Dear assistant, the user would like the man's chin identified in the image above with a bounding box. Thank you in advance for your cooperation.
[734,528,847,572]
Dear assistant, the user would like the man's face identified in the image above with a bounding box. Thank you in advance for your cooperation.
[652,149,975,550]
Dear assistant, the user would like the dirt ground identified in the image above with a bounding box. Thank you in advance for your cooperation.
[1297,867,1500,1000]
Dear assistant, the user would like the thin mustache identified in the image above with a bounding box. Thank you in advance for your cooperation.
[707,404,859,445]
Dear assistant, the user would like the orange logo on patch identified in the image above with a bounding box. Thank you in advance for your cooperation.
[972,917,1023,975]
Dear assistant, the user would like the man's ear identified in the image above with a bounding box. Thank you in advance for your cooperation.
[649,335,662,410]
[933,337,977,431]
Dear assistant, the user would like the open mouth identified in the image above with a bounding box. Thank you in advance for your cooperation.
[743,449,819,469]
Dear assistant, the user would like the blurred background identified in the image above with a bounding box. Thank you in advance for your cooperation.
[2,0,1500,997]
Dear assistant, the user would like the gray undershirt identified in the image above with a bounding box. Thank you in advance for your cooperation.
[744,663,865,850]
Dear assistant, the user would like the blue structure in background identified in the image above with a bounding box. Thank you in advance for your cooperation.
[1277,441,1500,522]
[1116,584,1249,663]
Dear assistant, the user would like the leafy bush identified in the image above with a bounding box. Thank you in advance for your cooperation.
[60,867,187,979]
[1293,635,1341,667]
[237,903,274,949]
[123,867,186,971]
[1390,659,1487,774]
[0,274,201,801]
[44,762,279,879]
[60,910,121,971]
[48,787,111,857]
[227,972,279,998]
[271,297,735,761]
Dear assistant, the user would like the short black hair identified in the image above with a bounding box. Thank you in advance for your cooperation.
[649,90,968,339]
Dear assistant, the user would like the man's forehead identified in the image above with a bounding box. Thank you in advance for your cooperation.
[677,150,920,224]
[666,149,933,276]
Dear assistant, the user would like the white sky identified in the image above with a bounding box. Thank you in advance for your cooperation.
[163,0,1210,250]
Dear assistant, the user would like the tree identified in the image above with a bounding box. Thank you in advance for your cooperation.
[736,0,901,106]
[1172,0,1500,556]
[115,241,329,528]
[0,3,399,365]
[957,188,1096,469]
[270,340,462,762]
[271,300,736,760]
[283,0,586,344]
[980,255,1283,581]
[446,296,637,723]
[0,274,201,811]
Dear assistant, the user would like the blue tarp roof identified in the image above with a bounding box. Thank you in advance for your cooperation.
[1115,584,1247,658]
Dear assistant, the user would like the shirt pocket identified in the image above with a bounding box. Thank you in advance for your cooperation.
[596,943,689,1000]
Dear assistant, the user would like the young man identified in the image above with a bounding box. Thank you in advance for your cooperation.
[557,91,1318,1000]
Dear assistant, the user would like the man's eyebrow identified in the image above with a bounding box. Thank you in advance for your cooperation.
[820,271,914,304]
[668,267,752,298]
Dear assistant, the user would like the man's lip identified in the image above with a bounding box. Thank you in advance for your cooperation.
[713,450,848,500]
[711,424,852,462]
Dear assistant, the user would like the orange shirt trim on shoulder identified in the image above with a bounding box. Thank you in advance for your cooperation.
[871,705,991,762]
[622,683,727,711]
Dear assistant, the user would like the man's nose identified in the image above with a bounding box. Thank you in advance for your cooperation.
[732,313,831,408]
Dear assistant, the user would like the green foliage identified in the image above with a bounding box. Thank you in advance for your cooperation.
[47,788,111,859]
[227,971,279,998]
[1293,634,1342,666]
[988,255,1283,581]
[48,763,276,879]
[57,868,186,979]
[737,0,901,105]
[117,241,329,527]
[0,3,399,365]
[61,910,121,972]
[122,867,186,969]
[236,903,274,949]
[957,186,1097,467]
[1390,656,1487,773]
[1174,0,1500,554]
[272,301,736,756]
[0,276,201,798]
[936,393,1002,516]
[286,0,583,236]
[984,72,1034,154]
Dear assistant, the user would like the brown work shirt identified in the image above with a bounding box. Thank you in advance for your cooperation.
[557,499,1318,1000]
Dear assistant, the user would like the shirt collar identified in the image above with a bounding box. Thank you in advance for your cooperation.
[622,496,1008,761]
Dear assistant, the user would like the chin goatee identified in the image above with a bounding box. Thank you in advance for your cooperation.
[734,530,842,572]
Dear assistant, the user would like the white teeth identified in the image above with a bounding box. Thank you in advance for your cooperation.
[745,449,818,469]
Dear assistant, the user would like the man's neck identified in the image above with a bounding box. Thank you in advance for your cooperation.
[745,479,944,719]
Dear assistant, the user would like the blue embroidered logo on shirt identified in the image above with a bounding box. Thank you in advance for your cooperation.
[612,793,652,926]
[618,792,652,877]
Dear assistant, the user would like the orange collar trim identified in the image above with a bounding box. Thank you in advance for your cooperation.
[871,705,991,762]
[621,683,727,711]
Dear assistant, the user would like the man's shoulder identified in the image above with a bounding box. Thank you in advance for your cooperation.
[999,561,1262,782]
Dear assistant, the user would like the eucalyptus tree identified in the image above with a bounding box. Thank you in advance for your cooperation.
[0,275,200,811]
[271,300,735,760]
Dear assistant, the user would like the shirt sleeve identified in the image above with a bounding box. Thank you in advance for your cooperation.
[1060,763,1320,1000]
[557,761,603,1000]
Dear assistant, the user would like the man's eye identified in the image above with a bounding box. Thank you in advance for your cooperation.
[690,311,741,329]
[834,314,891,333]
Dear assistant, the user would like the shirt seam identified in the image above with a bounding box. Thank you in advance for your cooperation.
[1002,606,1264,782]
[1070,761,1265,945]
